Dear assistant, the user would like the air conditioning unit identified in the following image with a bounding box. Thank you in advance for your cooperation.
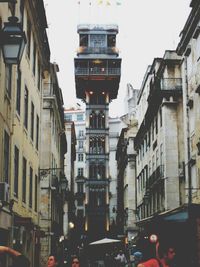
[0,182,10,203]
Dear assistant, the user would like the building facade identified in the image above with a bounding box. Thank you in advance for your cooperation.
[176,1,200,265]
[39,63,67,266]
[0,1,50,266]
[64,107,86,248]
[116,85,139,252]
[64,108,125,246]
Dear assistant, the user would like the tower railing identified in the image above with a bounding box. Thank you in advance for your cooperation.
[77,46,119,55]
[75,67,121,76]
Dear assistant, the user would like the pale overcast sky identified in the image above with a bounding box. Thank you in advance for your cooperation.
[44,0,191,117]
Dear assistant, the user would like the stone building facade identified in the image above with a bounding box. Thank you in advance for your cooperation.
[0,1,50,266]
[39,63,67,266]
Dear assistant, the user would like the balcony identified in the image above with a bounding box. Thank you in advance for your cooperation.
[160,78,182,91]
[86,179,110,186]
[86,153,109,160]
[86,127,109,135]
[148,78,182,103]
[77,46,119,56]
[75,67,121,76]
[146,165,164,189]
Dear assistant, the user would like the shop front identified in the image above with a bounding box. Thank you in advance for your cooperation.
[136,204,200,267]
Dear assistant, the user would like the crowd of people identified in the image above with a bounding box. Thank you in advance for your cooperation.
[0,246,80,267]
[0,238,176,267]
[102,240,176,267]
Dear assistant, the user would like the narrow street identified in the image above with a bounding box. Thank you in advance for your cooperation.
[0,0,199,267]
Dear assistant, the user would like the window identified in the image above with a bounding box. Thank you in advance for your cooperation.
[35,175,38,212]
[160,144,163,167]
[30,102,34,140]
[159,108,162,127]
[4,131,10,183]
[186,51,192,77]
[78,168,84,176]
[155,116,158,134]
[16,67,21,115]
[78,153,84,162]
[90,34,106,47]
[22,157,27,203]
[196,35,200,60]
[149,161,151,176]
[79,141,83,149]
[79,130,84,137]
[19,0,24,26]
[24,86,28,129]
[37,62,41,91]
[29,167,33,208]
[152,121,154,141]
[32,40,36,75]
[14,146,19,197]
[77,114,83,121]
[156,149,159,169]
[152,155,155,172]
[36,115,39,150]
[77,183,84,193]
[5,64,12,97]
[80,34,88,46]
[65,114,72,121]
[26,18,31,58]
[107,34,116,47]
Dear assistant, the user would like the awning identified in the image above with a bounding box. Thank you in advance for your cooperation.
[163,211,188,222]
[136,204,200,226]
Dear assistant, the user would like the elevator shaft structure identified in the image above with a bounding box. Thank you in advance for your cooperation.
[74,24,121,241]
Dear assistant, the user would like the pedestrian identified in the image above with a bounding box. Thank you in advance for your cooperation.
[71,256,80,267]
[0,246,30,267]
[104,252,115,267]
[137,242,176,267]
[131,251,143,267]
[115,250,127,266]
[47,255,59,267]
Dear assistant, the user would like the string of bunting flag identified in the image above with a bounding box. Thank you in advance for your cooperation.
[77,0,122,6]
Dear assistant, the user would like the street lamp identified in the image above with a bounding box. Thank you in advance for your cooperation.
[60,175,68,191]
[0,0,26,64]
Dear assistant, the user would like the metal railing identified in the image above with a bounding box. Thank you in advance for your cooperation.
[160,78,182,90]
[77,24,118,31]
[149,78,182,93]
[146,165,164,188]
[77,46,119,55]
[75,67,121,76]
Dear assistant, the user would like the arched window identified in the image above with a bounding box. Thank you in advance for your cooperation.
[97,111,105,128]
[89,111,96,128]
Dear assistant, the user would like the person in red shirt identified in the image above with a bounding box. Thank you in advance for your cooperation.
[137,242,176,267]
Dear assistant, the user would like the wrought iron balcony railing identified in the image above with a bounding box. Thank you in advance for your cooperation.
[146,165,164,189]
[150,78,182,94]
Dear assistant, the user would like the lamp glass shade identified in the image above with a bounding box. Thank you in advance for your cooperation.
[60,176,68,191]
[1,16,26,64]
